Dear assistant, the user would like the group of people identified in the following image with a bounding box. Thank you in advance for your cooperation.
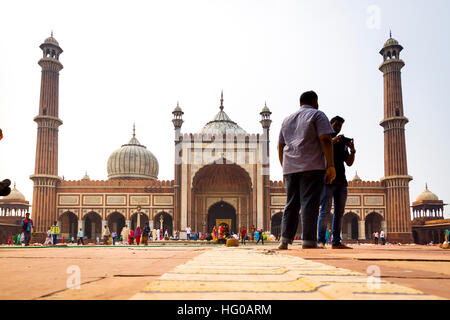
[238,226,266,245]
[101,222,175,246]
[277,91,356,250]
[373,230,386,245]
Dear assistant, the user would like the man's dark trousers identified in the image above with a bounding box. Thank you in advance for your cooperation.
[318,184,348,245]
[281,170,325,246]
[24,231,31,246]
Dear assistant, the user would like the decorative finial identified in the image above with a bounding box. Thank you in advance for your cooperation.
[220,90,224,111]
[13,181,16,189]
[133,123,136,137]
[51,30,54,38]
[390,29,392,38]
[425,183,428,190]
[177,101,179,108]
[265,101,267,108]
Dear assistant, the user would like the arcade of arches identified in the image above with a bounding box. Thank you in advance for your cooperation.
[270,211,385,241]
[58,210,173,240]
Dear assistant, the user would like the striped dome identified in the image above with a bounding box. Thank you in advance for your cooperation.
[107,134,159,180]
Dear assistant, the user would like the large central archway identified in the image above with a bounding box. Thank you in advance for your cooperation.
[191,161,252,234]
[207,201,237,235]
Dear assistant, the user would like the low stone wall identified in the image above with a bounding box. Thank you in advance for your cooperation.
[0,224,22,244]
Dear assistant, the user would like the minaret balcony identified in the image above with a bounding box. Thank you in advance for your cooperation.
[379,116,409,130]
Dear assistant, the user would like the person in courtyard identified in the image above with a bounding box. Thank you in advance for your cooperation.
[156,228,160,241]
[317,116,356,250]
[135,226,142,245]
[212,226,217,241]
[219,225,224,239]
[102,225,111,245]
[186,226,191,240]
[380,230,385,245]
[77,228,84,245]
[8,235,12,245]
[142,222,150,245]
[277,91,336,250]
[111,231,117,245]
[129,228,135,245]
[44,229,52,245]
[256,229,264,245]
[50,221,60,245]
[21,212,34,246]
[250,225,256,241]
[445,228,449,243]
[240,226,247,245]
[164,229,169,239]
[374,231,379,245]
[121,225,130,245]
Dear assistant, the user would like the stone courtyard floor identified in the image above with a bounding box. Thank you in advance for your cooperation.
[0,243,449,300]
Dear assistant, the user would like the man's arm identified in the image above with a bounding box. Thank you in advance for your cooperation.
[278,143,285,167]
[319,134,336,184]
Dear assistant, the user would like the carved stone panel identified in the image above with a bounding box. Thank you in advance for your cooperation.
[347,196,361,206]
[83,195,103,205]
[153,195,173,206]
[59,195,79,206]
[364,196,384,206]
[106,195,126,206]
[130,196,150,206]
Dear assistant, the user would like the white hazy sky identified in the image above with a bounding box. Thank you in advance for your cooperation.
[0,0,449,218]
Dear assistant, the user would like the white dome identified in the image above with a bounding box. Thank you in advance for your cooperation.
[107,134,159,180]
[2,183,26,201]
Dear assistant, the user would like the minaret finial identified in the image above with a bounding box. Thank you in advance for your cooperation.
[133,123,136,137]
[390,29,392,38]
[51,30,54,38]
[425,182,428,190]
[220,90,224,110]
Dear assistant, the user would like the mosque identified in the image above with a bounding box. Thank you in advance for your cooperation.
[0,34,448,244]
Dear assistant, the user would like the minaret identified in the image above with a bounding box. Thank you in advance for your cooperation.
[379,33,413,243]
[30,34,64,233]
[260,102,272,230]
[172,101,184,232]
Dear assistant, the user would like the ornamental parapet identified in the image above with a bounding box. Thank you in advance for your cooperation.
[59,179,174,187]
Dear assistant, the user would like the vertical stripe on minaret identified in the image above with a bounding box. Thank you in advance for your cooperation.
[30,35,64,234]
[379,35,413,243]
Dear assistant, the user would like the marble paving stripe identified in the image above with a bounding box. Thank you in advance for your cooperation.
[132,248,440,300]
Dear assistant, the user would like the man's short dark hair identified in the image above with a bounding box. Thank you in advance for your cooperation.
[300,91,318,105]
[330,116,345,124]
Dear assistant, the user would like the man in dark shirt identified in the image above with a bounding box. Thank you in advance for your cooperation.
[317,116,356,249]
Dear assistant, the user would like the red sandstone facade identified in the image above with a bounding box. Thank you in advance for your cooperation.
[29,35,416,243]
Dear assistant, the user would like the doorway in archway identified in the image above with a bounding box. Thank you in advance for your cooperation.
[207,201,236,235]
[107,212,125,235]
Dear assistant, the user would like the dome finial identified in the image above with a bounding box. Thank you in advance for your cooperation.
[133,123,136,137]
[220,90,224,111]
[390,29,392,38]
[425,182,428,190]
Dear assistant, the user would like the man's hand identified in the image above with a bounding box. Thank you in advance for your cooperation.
[325,167,336,184]
[346,139,355,153]
[332,135,344,144]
